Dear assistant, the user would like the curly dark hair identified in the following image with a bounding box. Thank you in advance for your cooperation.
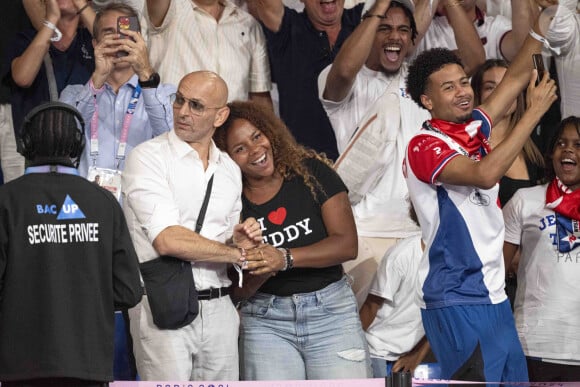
[545,116,580,181]
[214,101,333,201]
[406,48,464,109]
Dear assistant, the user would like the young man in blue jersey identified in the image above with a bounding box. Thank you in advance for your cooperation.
[403,29,557,383]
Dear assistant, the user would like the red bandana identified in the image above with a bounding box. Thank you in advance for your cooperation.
[429,118,491,158]
[546,177,580,220]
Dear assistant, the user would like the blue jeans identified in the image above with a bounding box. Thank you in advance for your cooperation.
[371,357,394,378]
[239,276,371,380]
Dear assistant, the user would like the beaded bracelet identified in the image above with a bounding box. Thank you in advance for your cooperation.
[285,248,294,270]
[277,247,294,271]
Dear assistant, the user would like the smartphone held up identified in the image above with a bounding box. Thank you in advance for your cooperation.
[116,16,139,57]
[532,54,546,86]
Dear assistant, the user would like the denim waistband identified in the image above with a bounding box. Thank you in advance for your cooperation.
[251,275,350,305]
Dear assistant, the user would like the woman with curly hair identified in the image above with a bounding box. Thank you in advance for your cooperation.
[213,100,371,381]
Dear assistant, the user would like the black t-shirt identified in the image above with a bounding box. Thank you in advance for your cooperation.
[242,158,347,296]
[499,159,544,207]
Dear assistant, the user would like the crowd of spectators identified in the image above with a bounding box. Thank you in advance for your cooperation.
[0,0,579,385]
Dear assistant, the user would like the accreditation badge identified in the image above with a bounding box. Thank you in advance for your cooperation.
[87,166,122,201]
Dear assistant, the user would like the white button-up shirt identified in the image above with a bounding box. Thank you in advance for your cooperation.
[122,130,242,288]
[146,0,271,101]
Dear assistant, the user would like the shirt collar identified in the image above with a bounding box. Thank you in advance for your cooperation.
[25,165,79,175]
[191,0,238,18]
[168,129,223,165]
[105,73,139,92]
[126,73,140,88]
[361,64,404,82]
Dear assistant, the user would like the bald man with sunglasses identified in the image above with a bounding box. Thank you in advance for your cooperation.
[122,70,263,381]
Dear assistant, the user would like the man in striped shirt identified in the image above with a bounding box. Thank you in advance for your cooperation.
[144,0,273,109]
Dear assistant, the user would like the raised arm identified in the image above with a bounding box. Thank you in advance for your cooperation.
[73,0,96,37]
[22,0,45,31]
[438,71,557,189]
[412,0,437,48]
[535,0,578,53]
[499,0,539,61]
[323,0,393,102]
[444,0,485,76]
[479,19,543,124]
[23,0,95,35]
[12,0,61,88]
[146,0,171,27]
[246,0,285,32]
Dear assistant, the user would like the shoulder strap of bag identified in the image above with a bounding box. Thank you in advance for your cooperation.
[195,174,214,233]
[43,53,58,101]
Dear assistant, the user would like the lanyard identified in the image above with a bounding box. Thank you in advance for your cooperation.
[25,165,79,175]
[422,121,470,157]
[90,84,142,168]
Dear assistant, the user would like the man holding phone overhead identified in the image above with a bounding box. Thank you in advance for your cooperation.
[59,4,175,380]
[60,3,175,188]
[116,14,141,57]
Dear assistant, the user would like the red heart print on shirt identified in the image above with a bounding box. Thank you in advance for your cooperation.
[268,207,287,225]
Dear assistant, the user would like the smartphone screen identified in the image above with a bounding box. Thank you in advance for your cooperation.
[532,54,546,86]
[116,16,139,57]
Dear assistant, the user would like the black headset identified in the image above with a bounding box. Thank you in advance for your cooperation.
[19,101,86,160]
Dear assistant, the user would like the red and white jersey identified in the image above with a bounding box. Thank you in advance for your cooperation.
[403,109,507,309]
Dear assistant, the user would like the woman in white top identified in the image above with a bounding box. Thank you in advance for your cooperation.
[503,116,580,381]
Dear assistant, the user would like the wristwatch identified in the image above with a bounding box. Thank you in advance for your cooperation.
[138,72,160,88]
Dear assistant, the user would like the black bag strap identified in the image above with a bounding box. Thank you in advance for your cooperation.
[195,174,214,233]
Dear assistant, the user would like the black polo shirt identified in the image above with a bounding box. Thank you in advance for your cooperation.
[3,28,94,140]
[262,4,364,161]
